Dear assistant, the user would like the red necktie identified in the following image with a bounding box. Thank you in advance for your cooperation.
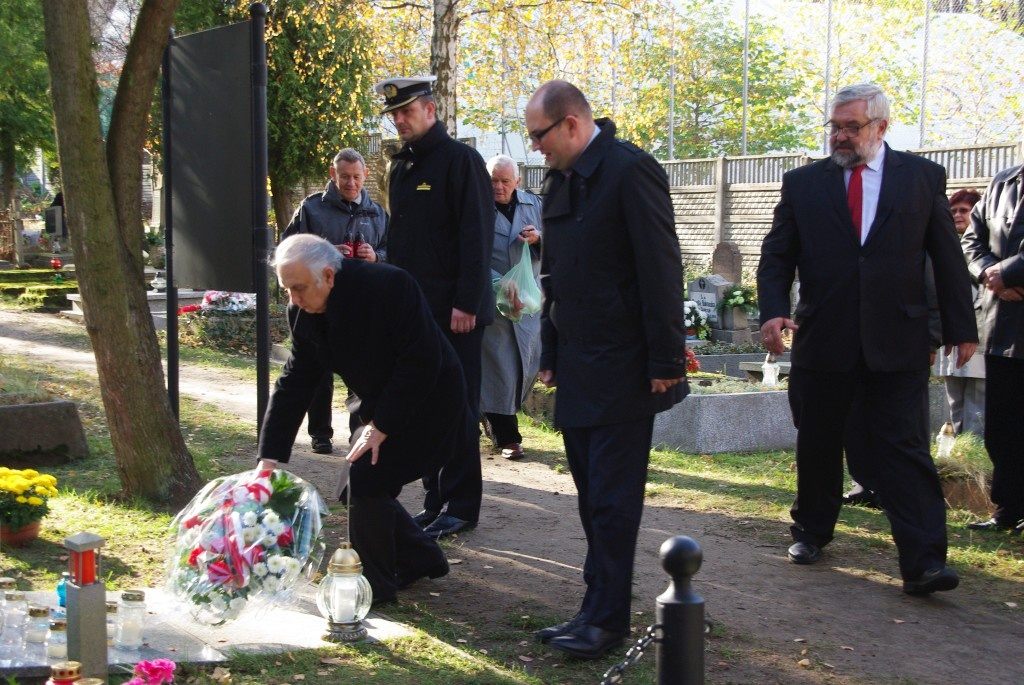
[848,165,865,241]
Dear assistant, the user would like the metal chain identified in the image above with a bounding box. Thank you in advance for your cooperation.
[600,623,660,685]
[598,617,714,684]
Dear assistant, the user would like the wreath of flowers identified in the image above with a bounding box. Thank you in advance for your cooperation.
[165,467,326,625]
[202,291,256,312]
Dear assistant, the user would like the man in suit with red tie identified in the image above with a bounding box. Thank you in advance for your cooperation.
[757,83,978,595]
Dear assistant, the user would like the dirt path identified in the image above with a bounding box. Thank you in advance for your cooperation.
[2,309,1022,684]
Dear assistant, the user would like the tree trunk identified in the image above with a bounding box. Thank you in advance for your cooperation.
[269,171,293,243]
[42,0,203,507]
[431,0,459,135]
[0,130,14,210]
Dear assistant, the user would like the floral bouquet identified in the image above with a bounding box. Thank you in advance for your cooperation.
[202,290,256,312]
[718,284,758,314]
[683,300,709,340]
[0,467,58,530]
[684,347,701,374]
[165,467,327,625]
[125,658,176,684]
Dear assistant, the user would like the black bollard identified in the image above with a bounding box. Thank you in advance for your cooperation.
[656,536,704,685]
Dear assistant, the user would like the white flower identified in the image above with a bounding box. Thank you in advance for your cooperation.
[229,596,247,614]
[262,510,280,526]
[242,511,258,527]
[262,575,281,592]
[267,555,287,575]
[252,562,269,577]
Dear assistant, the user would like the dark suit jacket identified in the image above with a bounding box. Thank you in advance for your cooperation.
[961,164,1024,358]
[539,119,688,428]
[758,144,976,372]
[257,259,465,470]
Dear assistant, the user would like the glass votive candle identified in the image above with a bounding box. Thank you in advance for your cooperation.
[46,619,68,659]
[26,605,51,643]
[45,660,81,685]
[114,590,146,649]
[105,600,118,643]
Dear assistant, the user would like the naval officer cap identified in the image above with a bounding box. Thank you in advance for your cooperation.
[374,75,437,114]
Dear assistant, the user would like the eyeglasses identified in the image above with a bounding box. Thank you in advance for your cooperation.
[824,119,878,137]
[528,116,566,144]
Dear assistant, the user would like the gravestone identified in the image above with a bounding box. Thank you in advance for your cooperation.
[712,241,742,285]
[688,275,729,326]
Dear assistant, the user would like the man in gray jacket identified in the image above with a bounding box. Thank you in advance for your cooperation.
[961,164,1024,534]
[282,148,388,454]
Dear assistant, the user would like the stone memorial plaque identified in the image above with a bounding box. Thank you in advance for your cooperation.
[688,274,729,325]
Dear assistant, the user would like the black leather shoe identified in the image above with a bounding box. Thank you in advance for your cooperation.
[903,567,959,595]
[967,518,1019,532]
[535,612,587,643]
[788,541,821,565]
[423,514,475,538]
[311,437,333,454]
[412,509,439,528]
[397,560,449,589]
[842,487,879,508]
[546,622,626,660]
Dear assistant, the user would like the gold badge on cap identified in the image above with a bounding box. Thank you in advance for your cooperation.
[383,84,398,98]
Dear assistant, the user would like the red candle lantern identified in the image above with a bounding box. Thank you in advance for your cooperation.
[51,257,62,271]
[64,532,105,585]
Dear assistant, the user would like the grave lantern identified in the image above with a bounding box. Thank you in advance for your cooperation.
[316,543,372,642]
[936,422,956,458]
[63,532,108,680]
[761,353,780,387]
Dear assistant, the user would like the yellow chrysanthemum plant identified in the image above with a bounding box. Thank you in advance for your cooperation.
[0,467,59,531]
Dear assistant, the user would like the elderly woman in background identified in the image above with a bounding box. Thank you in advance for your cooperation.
[934,188,985,436]
[480,155,543,460]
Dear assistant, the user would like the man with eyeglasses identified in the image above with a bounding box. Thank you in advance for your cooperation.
[373,76,493,540]
[525,80,688,659]
[758,83,977,595]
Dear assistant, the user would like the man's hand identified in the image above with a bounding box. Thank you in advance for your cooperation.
[256,458,278,472]
[336,243,353,258]
[451,308,477,333]
[998,286,1024,301]
[760,316,799,355]
[538,369,556,388]
[983,264,1006,292]
[651,377,685,393]
[355,243,377,262]
[346,422,388,465]
[943,342,978,369]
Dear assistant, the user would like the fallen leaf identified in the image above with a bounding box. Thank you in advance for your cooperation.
[479,649,488,655]
[320,657,346,665]
[841,645,854,651]
[483,565,494,569]
[1005,602,1018,608]
[800,648,808,656]
[293,676,305,681]
[519,656,534,663]
[793,637,806,643]
[317,671,330,676]
[518,640,530,647]
[798,658,811,667]
[450,559,463,565]
[430,592,441,597]
[457,639,468,643]
[892,619,904,624]
[823,662,835,669]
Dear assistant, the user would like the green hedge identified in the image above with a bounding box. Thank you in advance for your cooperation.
[178,306,290,355]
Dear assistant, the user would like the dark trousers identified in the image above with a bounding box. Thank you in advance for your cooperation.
[562,416,654,634]
[484,412,522,447]
[788,362,948,580]
[306,372,334,439]
[983,355,1024,523]
[422,325,484,522]
[843,389,879,494]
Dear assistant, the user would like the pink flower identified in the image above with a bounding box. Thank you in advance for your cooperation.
[187,547,203,567]
[133,657,176,684]
[277,525,293,547]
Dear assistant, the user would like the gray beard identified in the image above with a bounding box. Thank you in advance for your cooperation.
[830,148,864,169]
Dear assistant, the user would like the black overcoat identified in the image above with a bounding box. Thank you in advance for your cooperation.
[258,260,466,483]
[539,119,688,428]
[387,121,494,326]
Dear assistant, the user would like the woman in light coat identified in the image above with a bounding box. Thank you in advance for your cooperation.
[480,155,542,459]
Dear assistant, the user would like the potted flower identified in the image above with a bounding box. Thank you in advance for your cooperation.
[683,300,709,340]
[717,284,758,330]
[0,467,58,546]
